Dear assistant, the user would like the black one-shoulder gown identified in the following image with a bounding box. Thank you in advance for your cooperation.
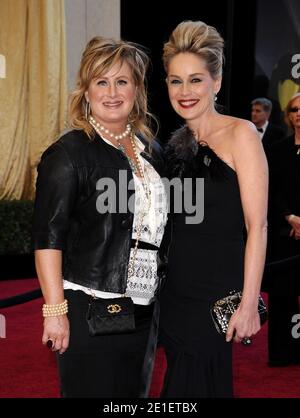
[160,127,245,398]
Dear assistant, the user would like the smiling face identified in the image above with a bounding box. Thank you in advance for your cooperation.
[85,60,137,130]
[166,52,221,122]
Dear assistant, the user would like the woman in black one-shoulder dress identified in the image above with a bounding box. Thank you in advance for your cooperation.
[159,20,268,398]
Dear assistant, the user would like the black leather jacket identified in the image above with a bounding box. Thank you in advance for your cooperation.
[32,129,165,293]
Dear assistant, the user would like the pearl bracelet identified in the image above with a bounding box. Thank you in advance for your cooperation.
[42,299,68,317]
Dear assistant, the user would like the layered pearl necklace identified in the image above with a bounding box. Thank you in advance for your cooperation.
[89,115,150,199]
[88,116,151,278]
[89,116,146,181]
[89,116,131,140]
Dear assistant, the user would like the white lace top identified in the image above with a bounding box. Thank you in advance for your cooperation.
[63,136,168,305]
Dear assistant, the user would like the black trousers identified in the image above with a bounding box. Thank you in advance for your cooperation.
[57,289,153,397]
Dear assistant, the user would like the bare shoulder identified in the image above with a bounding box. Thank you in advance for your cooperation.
[231,118,259,144]
[214,115,256,138]
[229,118,267,171]
[215,117,261,160]
[207,115,264,172]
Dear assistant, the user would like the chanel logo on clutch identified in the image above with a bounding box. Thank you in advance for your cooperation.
[107,304,122,314]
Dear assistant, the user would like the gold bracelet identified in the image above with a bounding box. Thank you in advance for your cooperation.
[42,299,68,317]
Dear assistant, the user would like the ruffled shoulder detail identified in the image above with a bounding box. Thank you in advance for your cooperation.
[164,125,229,180]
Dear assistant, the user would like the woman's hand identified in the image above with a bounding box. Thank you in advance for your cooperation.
[42,314,70,354]
[226,305,260,343]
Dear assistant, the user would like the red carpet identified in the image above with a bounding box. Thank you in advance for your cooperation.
[1,279,300,398]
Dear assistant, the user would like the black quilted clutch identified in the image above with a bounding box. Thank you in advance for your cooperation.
[211,291,268,341]
[86,296,135,336]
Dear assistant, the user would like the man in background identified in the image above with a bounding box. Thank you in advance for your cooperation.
[251,97,285,149]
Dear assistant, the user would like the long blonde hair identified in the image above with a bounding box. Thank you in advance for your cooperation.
[163,20,224,80]
[69,36,155,139]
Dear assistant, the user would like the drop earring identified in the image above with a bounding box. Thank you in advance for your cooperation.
[214,94,218,102]
[85,101,91,120]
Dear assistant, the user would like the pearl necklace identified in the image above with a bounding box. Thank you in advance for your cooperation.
[130,133,151,197]
[129,134,144,177]
[89,116,131,140]
[88,115,150,196]
[127,132,151,278]
[88,117,152,279]
[89,116,142,176]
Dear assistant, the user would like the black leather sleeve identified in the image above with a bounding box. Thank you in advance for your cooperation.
[32,142,78,250]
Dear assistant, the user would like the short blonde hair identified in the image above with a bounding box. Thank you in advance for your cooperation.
[69,36,154,139]
[284,92,300,130]
[163,20,224,80]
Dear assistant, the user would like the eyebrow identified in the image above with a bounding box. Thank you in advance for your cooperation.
[95,75,131,80]
[168,72,205,78]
